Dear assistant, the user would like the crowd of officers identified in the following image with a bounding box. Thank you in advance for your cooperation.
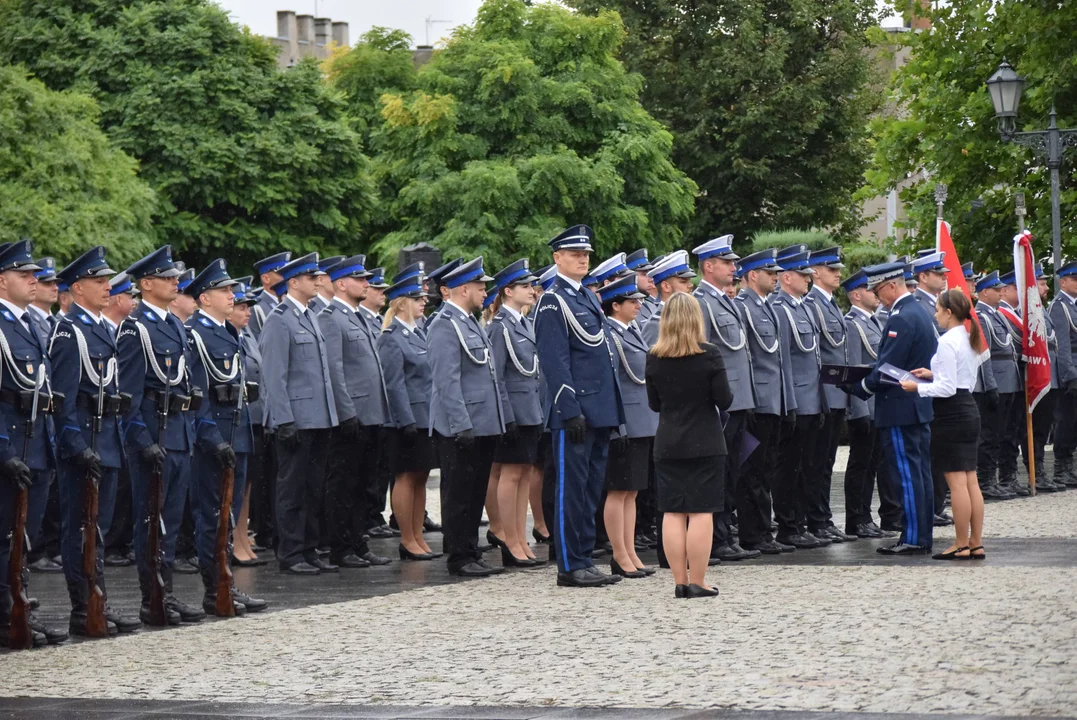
[2,225,1074,646]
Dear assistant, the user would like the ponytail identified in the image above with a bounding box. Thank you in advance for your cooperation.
[939,288,985,353]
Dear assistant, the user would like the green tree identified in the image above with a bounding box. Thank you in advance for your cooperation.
[0,0,375,271]
[862,0,1077,272]
[566,0,882,249]
[0,65,156,266]
[330,0,697,271]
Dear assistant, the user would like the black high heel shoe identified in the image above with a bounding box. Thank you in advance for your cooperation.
[532,528,551,544]
[487,530,507,549]
[685,583,719,598]
[501,545,538,568]
[674,584,688,599]
[931,546,969,560]
[231,555,267,567]
[398,544,435,561]
[611,558,647,578]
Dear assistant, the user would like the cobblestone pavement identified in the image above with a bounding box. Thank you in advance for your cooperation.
[2,486,1075,717]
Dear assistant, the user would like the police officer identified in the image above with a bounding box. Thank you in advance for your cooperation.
[849,262,937,554]
[27,257,58,346]
[690,236,759,562]
[803,247,856,543]
[911,251,949,337]
[626,250,658,327]
[359,267,398,536]
[1025,264,1064,491]
[249,252,291,340]
[428,257,508,578]
[0,240,67,646]
[1048,261,1077,489]
[51,247,141,636]
[317,255,393,569]
[185,260,268,616]
[974,271,1020,500]
[308,256,343,314]
[118,245,203,625]
[259,253,339,575]
[996,271,1030,497]
[534,226,626,587]
[641,251,696,346]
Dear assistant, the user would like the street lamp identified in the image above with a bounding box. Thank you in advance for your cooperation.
[986,58,1077,289]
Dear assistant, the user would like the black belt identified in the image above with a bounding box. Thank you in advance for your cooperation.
[0,388,57,414]
[210,382,260,406]
[144,389,201,414]
[76,392,128,416]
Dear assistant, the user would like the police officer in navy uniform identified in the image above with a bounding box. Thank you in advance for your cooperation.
[770,250,829,549]
[534,226,626,588]
[118,245,203,625]
[308,256,342,315]
[974,271,1020,500]
[848,262,938,554]
[185,260,268,616]
[249,252,291,340]
[51,247,141,636]
[0,240,67,647]
[259,253,339,575]
[428,257,510,578]
[690,236,759,562]
[317,255,393,568]
[1048,261,1077,489]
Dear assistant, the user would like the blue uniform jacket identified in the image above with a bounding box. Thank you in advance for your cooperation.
[187,310,254,455]
[49,304,124,468]
[117,302,196,453]
[533,276,625,430]
[378,317,432,429]
[487,309,544,428]
[0,307,55,470]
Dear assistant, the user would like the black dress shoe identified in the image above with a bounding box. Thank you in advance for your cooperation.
[824,526,856,542]
[853,523,884,539]
[476,543,495,553]
[104,553,132,567]
[202,596,247,617]
[333,553,372,568]
[230,555,269,567]
[637,565,657,575]
[423,513,442,532]
[611,558,647,578]
[358,550,392,566]
[233,589,267,613]
[876,542,928,555]
[557,568,608,587]
[475,557,506,575]
[367,524,395,538]
[165,596,206,623]
[311,558,339,573]
[585,565,621,584]
[172,557,199,574]
[933,513,954,527]
[778,533,822,549]
[280,561,320,575]
[316,546,331,556]
[0,625,47,648]
[28,557,63,573]
[674,584,688,598]
[69,613,118,637]
[743,540,791,555]
[532,528,551,544]
[105,605,142,633]
[29,615,69,644]
[685,583,720,598]
[714,544,761,561]
[806,531,833,546]
[590,546,609,558]
[399,544,435,561]
[139,603,182,626]
[450,561,495,577]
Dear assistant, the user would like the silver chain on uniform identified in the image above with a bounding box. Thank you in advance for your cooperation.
[449,318,489,365]
[610,332,645,385]
[500,324,537,377]
[548,292,606,347]
[777,302,818,354]
[850,317,878,360]
[134,321,186,386]
[189,326,240,384]
[72,325,117,387]
[701,295,746,351]
[810,301,845,349]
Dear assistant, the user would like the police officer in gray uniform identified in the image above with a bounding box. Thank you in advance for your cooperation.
[625,250,658,327]
[770,249,829,549]
[734,249,795,554]
[317,255,393,569]
[974,271,1019,500]
[259,253,339,575]
[1024,264,1065,491]
[803,247,856,543]
[690,236,759,562]
[427,257,508,578]
[249,253,290,341]
[1048,261,1077,489]
[641,251,696,346]
[911,250,949,337]
[307,256,342,315]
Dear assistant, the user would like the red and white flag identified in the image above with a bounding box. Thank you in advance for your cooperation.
[937,218,988,355]
[1013,230,1051,411]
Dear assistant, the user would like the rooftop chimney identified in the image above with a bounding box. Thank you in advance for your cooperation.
[277,10,297,40]
[296,14,313,44]
[314,17,331,46]
[331,21,349,48]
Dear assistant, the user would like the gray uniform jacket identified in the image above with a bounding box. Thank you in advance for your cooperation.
[317,298,391,427]
[641,302,663,347]
[607,319,658,438]
[875,306,890,325]
[844,307,882,421]
[259,297,338,430]
[637,295,660,328]
[736,288,793,416]
[693,281,755,413]
[427,303,508,437]
[804,286,849,411]
[240,328,264,427]
[771,290,825,416]
[1046,308,1060,389]
[977,302,1019,394]
[308,295,329,315]
[912,288,941,337]
[378,317,432,429]
[1048,293,1077,387]
[487,309,544,428]
[250,291,278,341]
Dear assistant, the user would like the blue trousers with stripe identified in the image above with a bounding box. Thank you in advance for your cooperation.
[880,423,934,549]
[551,427,610,573]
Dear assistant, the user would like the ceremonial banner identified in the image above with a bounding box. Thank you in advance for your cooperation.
[937,218,988,356]
[1013,230,1052,412]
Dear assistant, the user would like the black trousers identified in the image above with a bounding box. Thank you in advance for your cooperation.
[806,409,844,531]
[437,433,498,571]
[275,429,330,567]
[975,391,1015,486]
[738,412,781,547]
[29,472,60,563]
[876,462,905,531]
[999,388,1025,483]
[104,465,133,557]
[249,425,277,550]
[370,426,394,527]
[325,423,379,559]
[1022,389,1056,473]
[844,416,882,530]
[773,412,821,539]
[713,410,747,548]
[176,495,196,560]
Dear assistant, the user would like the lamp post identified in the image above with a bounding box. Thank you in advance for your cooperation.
[986,58,1077,290]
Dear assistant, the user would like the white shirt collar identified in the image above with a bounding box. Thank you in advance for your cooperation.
[556,272,582,291]
[359,304,380,320]
[141,300,169,321]
[1063,291,1077,303]
[445,300,471,318]
[813,286,833,302]
[699,279,723,296]
[501,304,523,322]
[318,292,334,304]
[917,287,938,303]
[285,294,308,313]
[332,296,358,312]
[394,316,416,331]
[608,316,628,330]
[781,290,801,306]
[852,305,874,320]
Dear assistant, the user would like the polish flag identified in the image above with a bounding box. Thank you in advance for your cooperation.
[937,218,988,355]
[1013,230,1052,411]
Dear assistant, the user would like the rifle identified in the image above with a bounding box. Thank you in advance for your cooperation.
[7,363,45,650]
[81,360,108,637]
[144,362,170,626]
[213,383,243,618]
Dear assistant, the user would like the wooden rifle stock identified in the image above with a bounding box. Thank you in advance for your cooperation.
[145,457,167,625]
[81,471,107,637]
[7,485,32,649]
[214,465,235,617]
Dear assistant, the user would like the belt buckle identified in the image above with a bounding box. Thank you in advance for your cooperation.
[180,396,191,412]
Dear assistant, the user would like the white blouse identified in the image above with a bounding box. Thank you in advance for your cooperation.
[918,325,979,398]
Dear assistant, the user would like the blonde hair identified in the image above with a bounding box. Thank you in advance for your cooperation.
[383,296,412,330]
[650,292,705,358]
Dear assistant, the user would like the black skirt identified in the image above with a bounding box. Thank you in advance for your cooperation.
[606,437,652,492]
[386,427,438,475]
[494,424,542,465]
[654,455,724,513]
[931,390,980,473]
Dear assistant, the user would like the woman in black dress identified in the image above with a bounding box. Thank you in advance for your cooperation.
[645,293,733,597]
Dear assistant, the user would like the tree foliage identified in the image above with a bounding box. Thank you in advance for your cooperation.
[329,0,697,272]
[0,0,375,271]
[862,0,1077,272]
[0,65,156,266]
[566,0,882,250]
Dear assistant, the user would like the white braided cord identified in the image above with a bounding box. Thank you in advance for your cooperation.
[610,333,645,385]
[134,321,186,386]
[189,325,240,384]
[500,324,537,377]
